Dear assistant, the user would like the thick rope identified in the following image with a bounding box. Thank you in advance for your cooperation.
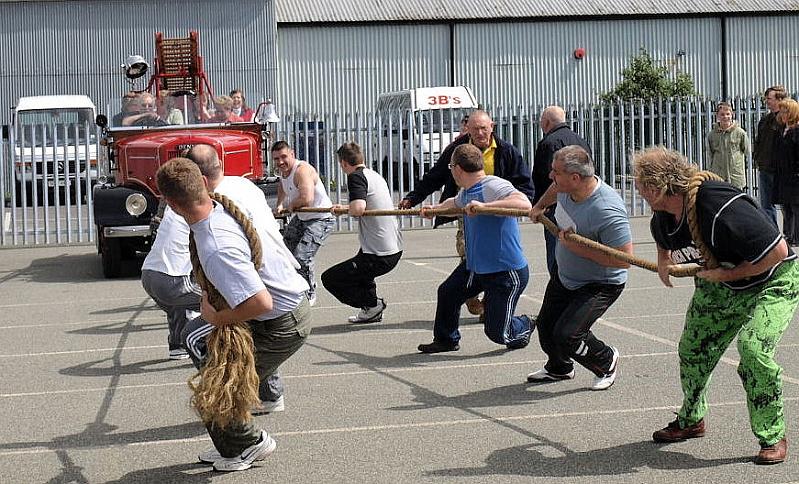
[285,206,701,277]
[685,171,723,270]
[188,192,262,429]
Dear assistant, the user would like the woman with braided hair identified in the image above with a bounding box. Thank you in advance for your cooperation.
[156,158,311,473]
[633,146,799,465]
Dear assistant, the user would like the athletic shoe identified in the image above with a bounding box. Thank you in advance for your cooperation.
[198,446,222,465]
[526,368,575,383]
[417,340,460,353]
[308,291,317,307]
[591,346,619,391]
[168,348,190,360]
[212,430,276,472]
[348,298,386,323]
[252,395,285,415]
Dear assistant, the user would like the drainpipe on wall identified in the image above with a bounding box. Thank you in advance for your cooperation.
[449,22,456,87]
[721,15,729,100]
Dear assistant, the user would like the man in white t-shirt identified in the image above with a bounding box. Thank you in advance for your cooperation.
[141,203,200,360]
[273,140,335,305]
[183,144,300,412]
[157,157,310,472]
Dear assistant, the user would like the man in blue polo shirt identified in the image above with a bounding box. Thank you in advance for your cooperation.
[417,143,534,353]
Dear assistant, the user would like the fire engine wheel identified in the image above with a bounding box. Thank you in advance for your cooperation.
[101,235,123,279]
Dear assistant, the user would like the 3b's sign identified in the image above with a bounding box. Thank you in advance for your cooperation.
[426,95,463,107]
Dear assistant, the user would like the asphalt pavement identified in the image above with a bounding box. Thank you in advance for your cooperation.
[1,217,798,483]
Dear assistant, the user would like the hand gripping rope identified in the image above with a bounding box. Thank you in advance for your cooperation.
[188,192,261,429]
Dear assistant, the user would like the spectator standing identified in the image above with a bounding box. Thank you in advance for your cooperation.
[753,85,788,226]
[706,102,749,190]
[532,105,592,277]
[773,99,799,245]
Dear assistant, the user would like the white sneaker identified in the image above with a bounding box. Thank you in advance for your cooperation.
[526,367,575,383]
[198,446,222,465]
[252,395,285,414]
[308,292,317,307]
[347,298,386,323]
[212,430,277,472]
[168,348,190,360]
[591,346,619,391]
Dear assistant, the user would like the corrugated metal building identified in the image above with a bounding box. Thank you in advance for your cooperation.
[0,0,278,122]
[0,1,796,118]
[275,0,799,113]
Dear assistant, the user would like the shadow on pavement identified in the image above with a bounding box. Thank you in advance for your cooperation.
[59,357,195,377]
[388,383,589,411]
[309,317,482,336]
[105,462,214,484]
[68,318,163,336]
[0,252,143,284]
[426,440,751,478]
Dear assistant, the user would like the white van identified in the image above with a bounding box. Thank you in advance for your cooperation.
[8,95,98,204]
[376,86,477,188]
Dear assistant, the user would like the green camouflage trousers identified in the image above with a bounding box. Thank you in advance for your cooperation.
[677,260,799,446]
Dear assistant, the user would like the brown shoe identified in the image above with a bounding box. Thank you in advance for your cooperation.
[465,297,484,316]
[652,418,705,442]
[755,438,787,465]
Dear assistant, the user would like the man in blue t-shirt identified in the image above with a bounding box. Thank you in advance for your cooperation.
[527,145,632,391]
[417,144,534,353]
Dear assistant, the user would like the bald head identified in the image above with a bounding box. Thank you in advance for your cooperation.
[541,106,566,134]
[186,144,223,183]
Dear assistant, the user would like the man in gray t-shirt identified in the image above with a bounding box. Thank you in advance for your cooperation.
[527,146,632,391]
[321,142,403,323]
[156,158,310,472]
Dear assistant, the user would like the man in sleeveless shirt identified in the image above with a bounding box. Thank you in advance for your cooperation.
[273,141,335,306]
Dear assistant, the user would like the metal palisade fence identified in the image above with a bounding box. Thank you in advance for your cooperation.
[0,120,98,247]
[276,95,773,230]
[0,95,779,246]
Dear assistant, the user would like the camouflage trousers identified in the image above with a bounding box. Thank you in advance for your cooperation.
[677,260,799,446]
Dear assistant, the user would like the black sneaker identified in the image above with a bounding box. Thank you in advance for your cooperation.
[418,340,460,353]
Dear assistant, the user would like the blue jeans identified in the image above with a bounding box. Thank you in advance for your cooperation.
[283,216,335,297]
[758,170,778,227]
[433,262,532,347]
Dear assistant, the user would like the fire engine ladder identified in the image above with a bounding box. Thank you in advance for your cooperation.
[147,31,213,99]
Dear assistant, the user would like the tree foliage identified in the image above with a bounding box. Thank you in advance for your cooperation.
[601,48,696,102]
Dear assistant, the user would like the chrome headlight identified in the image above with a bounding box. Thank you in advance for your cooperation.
[125,193,147,216]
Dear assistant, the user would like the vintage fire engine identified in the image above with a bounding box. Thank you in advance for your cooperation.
[93,31,278,278]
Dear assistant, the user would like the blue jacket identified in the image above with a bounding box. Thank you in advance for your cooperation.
[404,134,534,227]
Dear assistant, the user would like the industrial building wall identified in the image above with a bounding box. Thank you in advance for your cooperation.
[725,15,799,97]
[0,0,278,121]
[455,18,723,109]
[276,24,451,114]
[277,18,733,114]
